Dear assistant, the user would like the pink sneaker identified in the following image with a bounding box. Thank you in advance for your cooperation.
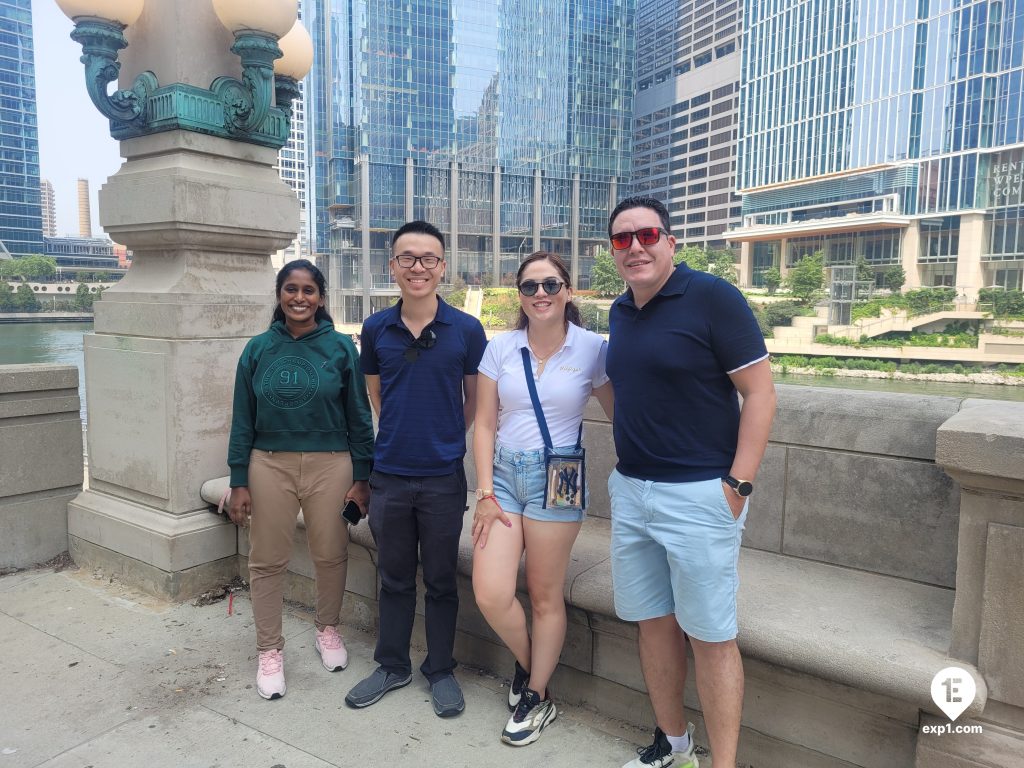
[315,626,348,671]
[256,649,286,700]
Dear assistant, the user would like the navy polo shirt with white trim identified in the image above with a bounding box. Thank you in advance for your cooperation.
[606,263,768,483]
[360,296,487,476]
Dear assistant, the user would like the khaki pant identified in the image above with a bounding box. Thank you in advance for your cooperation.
[248,449,352,651]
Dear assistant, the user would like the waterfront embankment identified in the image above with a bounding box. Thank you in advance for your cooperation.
[773,363,1024,388]
[0,312,93,324]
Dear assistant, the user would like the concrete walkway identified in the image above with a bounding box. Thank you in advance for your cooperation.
[0,565,660,768]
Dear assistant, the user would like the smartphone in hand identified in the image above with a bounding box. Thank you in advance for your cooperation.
[341,499,363,526]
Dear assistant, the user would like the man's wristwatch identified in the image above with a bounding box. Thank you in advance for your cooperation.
[475,488,494,501]
[724,475,754,497]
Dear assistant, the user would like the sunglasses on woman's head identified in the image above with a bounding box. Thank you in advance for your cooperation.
[518,278,565,297]
[609,227,668,250]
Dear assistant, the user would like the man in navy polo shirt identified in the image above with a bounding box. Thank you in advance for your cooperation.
[345,220,487,718]
[606,197,776,768]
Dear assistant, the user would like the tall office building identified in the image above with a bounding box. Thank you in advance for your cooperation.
[77,178,92,238]
[731,0,1024,298]
[0,0,42,257]
[40,178,56,237]
[306,0,636,321]
[631,0,743,249]
[274,79,310,269]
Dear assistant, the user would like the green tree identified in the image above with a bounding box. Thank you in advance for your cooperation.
[854,255,874,283]
[73,282,94,311]
[0,254,57,281]
[884,264,906,293]
[589,248,626,298]
[577,302,602,332]
[784,250,826,303]
[762,267,782,295]
[676,244,708,271]
[14,283,39,312]
[0,281,14,311]
[707,248,738,284]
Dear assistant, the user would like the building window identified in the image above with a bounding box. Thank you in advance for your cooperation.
[987,207,1024,261]
[919,217,961,263]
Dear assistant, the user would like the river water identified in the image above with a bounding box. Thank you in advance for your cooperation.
[0,322,91,423]
[1,323,1023,417]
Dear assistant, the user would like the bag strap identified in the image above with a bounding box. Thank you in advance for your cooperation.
[522,347,554,449]
[520,346,583,451]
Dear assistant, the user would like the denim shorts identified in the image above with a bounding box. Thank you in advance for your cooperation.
[608,469,747,642]
[492,442,586,523]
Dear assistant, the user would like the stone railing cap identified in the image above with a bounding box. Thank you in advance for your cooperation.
[936,400,1024,485]
[0,364,79,394]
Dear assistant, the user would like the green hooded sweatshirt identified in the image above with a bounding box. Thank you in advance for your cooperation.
[228,319,374,487]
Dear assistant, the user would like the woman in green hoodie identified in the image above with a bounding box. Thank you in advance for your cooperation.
[227,259,375,701]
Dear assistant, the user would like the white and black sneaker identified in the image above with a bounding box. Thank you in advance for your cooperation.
[507,660,530,710]
[501,686,556,746]
[622,724,698,768]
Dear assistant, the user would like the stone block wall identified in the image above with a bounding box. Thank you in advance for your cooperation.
[754,387,963,587]
[927,400,1024,768]
[470,384,963,587]
[0,364,83,568]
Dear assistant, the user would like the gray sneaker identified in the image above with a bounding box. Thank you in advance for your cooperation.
[430,674,465,718]
[344,667,412,708]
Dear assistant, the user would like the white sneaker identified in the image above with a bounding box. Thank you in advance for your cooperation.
[501,686,557,746]
[256,649,286,700]
[315,626,348,671]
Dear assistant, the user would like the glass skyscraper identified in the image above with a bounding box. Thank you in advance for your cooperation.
[631,0,743,249]
[0,0,42,257]
[731,0,1024,297]
[305,0,635,321]
[274,80,311,269]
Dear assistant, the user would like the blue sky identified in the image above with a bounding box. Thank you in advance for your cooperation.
[32,0,122,238]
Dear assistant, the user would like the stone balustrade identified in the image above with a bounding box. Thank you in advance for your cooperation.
[0,364,83,569]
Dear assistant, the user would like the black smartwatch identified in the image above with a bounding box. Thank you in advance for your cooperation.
[724,475,753,497]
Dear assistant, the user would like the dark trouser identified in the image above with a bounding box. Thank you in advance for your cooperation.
[368,467,467,683]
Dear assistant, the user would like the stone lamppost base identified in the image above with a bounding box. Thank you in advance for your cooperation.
[67,131,298,599]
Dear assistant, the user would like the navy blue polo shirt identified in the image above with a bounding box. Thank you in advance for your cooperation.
[360,297,487,476]
[606,263,768,483]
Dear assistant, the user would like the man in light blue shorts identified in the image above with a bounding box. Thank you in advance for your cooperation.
[605,197,776,768]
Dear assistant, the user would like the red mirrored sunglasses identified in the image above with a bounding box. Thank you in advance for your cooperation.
[610,227,668,250]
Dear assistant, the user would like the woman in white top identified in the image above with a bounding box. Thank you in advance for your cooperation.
[472,252,614,746]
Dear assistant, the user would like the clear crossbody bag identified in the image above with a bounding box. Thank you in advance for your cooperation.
[521,347,586,511]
